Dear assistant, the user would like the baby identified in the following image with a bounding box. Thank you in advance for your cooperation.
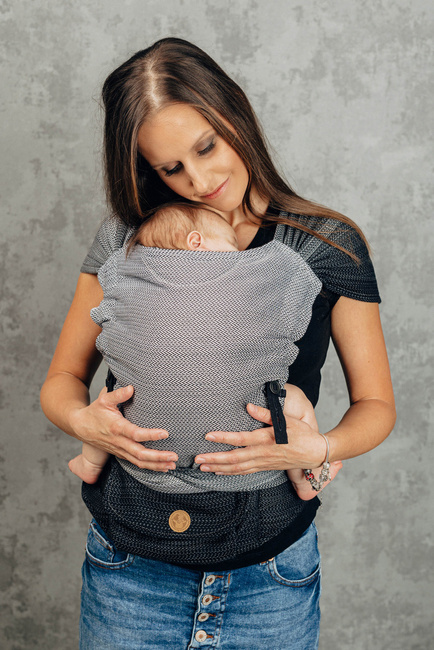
[69,203,341,499]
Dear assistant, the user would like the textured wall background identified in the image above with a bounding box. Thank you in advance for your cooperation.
[1,0,433,648]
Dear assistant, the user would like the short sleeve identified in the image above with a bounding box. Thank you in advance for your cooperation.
[281,216,381,303]
[80,216,133,274]
[90,251,121,331]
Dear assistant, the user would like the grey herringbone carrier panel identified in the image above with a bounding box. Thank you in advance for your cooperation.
[91,238,322,493]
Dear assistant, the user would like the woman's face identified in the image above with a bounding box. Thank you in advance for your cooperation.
[137,104,250,215]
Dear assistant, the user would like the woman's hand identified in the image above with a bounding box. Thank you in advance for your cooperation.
[69,384,178,471]
[288,461,343,501]
[195,403,327,475]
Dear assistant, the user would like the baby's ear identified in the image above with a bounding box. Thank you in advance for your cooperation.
[186,231,203,250]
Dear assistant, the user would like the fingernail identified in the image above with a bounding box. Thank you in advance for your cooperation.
[196,456,205,463]
[200,465,211,472]
[158,432,169,439]
[205,434,216,441]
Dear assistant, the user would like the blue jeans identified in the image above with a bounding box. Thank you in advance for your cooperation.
[80,519,321,649]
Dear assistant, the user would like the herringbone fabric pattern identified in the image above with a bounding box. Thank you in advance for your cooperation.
[91,238,321,493]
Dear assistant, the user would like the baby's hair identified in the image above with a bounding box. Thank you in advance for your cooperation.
[127,201,233,253]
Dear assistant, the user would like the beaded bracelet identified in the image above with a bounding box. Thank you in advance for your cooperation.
[304,433,331,492]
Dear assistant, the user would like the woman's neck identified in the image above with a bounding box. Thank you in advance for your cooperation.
[221,190,269,228]
[211,189,269,250]
[233,221,262,251]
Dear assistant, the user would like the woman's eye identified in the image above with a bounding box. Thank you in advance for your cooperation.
[198,139,216,156]
[163,139,215,176]
[164,163,182,177]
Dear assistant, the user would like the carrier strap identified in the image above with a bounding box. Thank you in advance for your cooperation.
[265,381,288,445]
[106,369,116,393]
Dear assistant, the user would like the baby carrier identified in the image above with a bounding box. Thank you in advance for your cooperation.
[84,234,322,565]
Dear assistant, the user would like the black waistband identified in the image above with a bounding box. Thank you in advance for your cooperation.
[82,457,319,569]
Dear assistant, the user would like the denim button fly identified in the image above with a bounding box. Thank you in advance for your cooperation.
[81,521,321,648]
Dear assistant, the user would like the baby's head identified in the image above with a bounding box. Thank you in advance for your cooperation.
[129,202,239,252]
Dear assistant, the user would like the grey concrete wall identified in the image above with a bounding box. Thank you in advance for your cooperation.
[1,0,432,648]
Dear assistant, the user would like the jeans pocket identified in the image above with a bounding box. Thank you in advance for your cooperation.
[267,522,321,587]
[85,519,134,570]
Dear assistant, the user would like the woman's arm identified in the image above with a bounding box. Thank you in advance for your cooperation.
[40,272,178,471]
[321,297,396,462]
[195,297,396,474]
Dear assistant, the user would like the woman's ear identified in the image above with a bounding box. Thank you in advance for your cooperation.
[186,231,204,250]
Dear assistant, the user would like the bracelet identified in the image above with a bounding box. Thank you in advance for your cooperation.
[304,433,331,492]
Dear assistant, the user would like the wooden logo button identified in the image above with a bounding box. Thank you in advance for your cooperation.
[168,510,191,532]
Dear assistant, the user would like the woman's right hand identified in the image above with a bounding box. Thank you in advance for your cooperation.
[70,384,178,471]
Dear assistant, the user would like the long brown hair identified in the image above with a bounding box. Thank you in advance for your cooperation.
[102,37,367,259]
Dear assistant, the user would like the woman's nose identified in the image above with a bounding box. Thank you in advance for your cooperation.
[186,164,211,196]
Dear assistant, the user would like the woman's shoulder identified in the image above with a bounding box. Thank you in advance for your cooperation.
[81,216,135,274]
[279,213,381,303]
[279,213,362,254]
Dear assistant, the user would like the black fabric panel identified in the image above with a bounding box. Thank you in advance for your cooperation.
[82,457,319,568]
[277,213,381,302]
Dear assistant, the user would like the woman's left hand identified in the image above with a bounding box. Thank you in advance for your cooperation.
[195,403,326,474]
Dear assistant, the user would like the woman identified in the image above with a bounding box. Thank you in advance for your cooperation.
[40,37,395,649]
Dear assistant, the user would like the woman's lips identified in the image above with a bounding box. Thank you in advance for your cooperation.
[202,178,229,200]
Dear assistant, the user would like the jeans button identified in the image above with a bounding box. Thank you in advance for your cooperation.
[202,594,213,606]
[198,613,209,622]
[205,575,216,586]
[195,630,208,642]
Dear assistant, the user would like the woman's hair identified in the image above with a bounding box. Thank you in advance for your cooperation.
[102,37,367,259]
[127,201,235,251]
